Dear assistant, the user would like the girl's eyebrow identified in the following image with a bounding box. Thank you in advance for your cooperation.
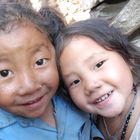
[63,52,107,78]
[84,52,107,63]
[63,72,75,79]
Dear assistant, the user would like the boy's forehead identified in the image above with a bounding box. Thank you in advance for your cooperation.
[0,20,42,33]
[0,21,53,51]
[0,21,51,43]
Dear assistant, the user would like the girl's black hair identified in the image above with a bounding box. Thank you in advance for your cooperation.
[56,19,140,97]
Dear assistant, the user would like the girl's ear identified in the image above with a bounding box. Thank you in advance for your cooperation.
[129,59,135,70]
[129,65,133,71]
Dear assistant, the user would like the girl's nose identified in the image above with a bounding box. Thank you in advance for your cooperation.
[18,72,41,96]
[84,76,101,96]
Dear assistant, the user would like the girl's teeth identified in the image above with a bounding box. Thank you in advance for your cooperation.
[96,92,112,103]
[108,91,112,95]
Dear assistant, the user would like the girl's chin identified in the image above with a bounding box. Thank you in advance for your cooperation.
[101,108,123,118]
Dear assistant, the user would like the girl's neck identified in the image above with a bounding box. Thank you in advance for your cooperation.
[105,91,135,129]
[101,87,140,140]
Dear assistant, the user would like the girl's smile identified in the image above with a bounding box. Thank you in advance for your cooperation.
[60,35,133,117]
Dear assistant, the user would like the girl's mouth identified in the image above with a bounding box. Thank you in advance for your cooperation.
[95,91,113,104]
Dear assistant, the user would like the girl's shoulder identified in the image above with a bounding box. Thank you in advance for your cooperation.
[129,116,140,140]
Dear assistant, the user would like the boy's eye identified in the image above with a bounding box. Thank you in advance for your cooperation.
[34,58,48,67]
[95,60,105,69]
[0,69,13,78]
[70,79,80,87]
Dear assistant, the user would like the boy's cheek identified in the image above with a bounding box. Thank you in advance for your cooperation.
[39,68,59,87]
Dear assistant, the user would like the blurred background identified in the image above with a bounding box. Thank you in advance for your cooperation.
[2,0,140,46]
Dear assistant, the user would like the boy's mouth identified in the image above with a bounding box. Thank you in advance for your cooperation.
[21,96,44,106]
[19,94,45,106]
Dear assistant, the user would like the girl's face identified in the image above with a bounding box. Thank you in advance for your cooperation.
[0,23,59,119]
[60,36,133,117]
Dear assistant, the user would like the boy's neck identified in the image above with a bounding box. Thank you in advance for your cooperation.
[41,101,56,128]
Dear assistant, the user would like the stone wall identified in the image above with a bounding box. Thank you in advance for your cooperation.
[30,0,140,46]
[90,0,140,46]
[33,0,91,24]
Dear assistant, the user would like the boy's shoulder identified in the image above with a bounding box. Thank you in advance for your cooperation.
[0,109,33,129]
[53,94,89,117]
[0,108,16,128]
[0,108,57,140]
[0,95,72,128]
[53,95,105,140]
[53,94,73,107]
[53,95,91,139]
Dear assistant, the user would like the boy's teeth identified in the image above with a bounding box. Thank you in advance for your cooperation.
[24,97,42,105]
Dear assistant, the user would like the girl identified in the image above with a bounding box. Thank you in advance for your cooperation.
[57,19,140,140]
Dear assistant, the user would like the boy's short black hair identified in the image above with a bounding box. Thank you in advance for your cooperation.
[0,3,65,48]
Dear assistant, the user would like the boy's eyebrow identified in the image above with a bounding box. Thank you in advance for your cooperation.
[29,43,49,54]
[0,54,10,62]
[0,43,50,62]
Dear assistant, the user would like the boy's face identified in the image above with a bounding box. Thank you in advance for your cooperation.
[0,23,59,118]
[60,36,133,117]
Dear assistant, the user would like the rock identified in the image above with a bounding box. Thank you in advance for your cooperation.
[111,0,140,36]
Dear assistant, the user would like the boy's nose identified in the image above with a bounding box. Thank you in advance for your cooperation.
[18,73,41,96]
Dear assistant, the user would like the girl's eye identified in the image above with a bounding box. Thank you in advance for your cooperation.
[70,79,80,87]
[0,69,13,79]
[95,60,105,69]
[34,58,48,67]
